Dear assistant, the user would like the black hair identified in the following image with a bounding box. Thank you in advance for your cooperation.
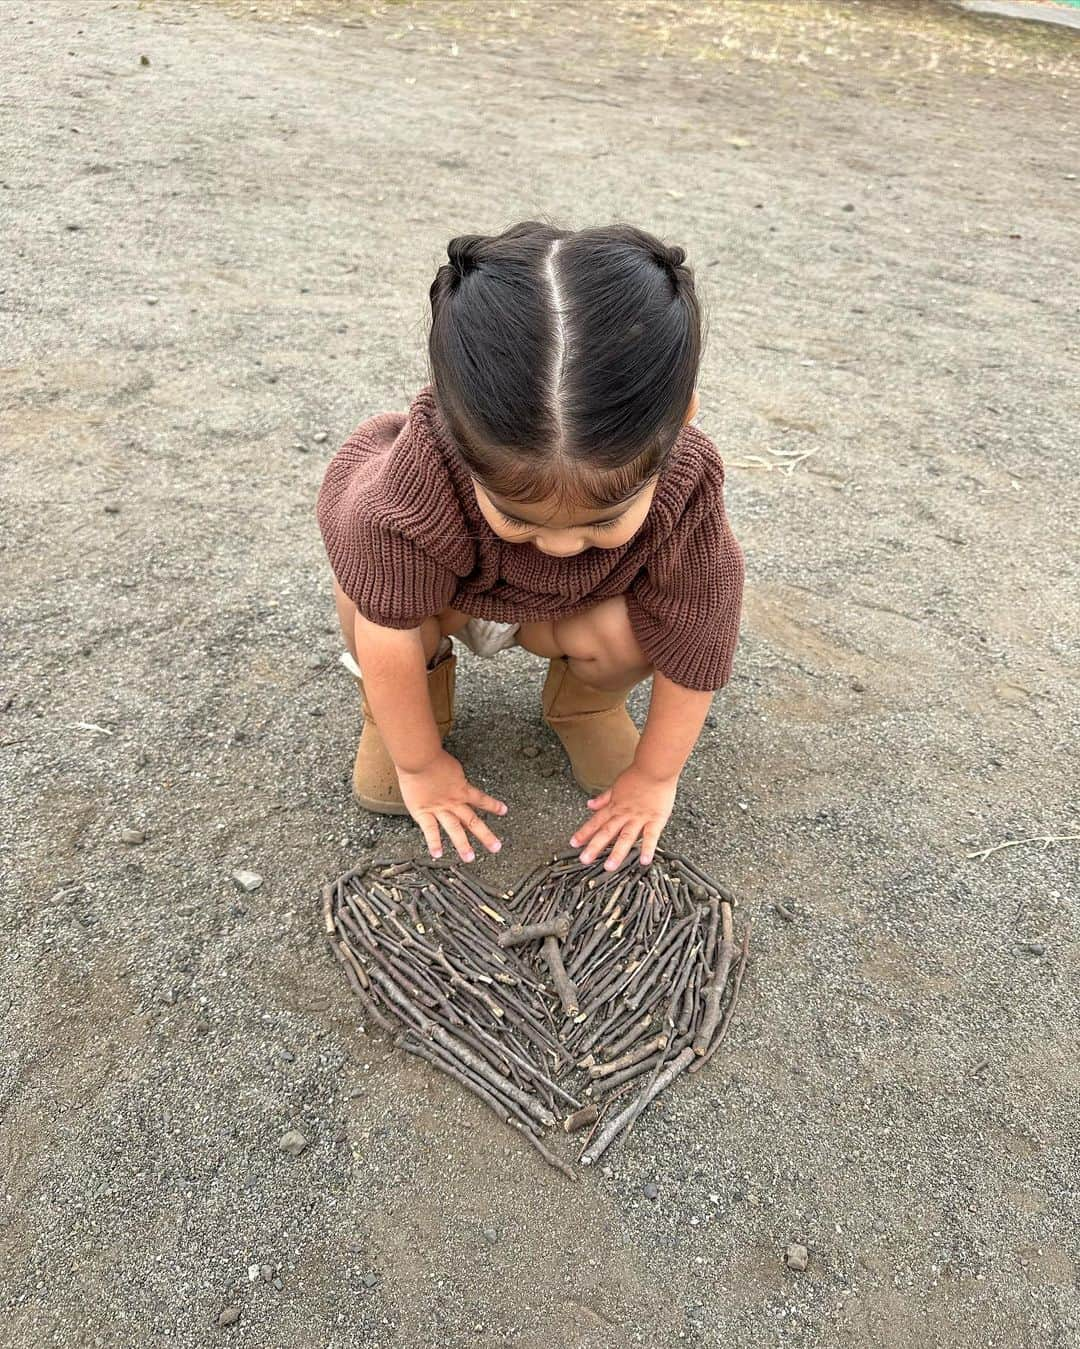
[428,221,702,508]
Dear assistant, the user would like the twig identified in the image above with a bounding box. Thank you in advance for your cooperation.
[562,1103,599,1134]
[727,447,819,475]
[966,834,1080,862]
[690,923,751,1075]
[498,914,570,949]
[693,901,735,1055]
[542,935,580,1016]
[579,1048,697,1167]
[65,721,114,735]
[589,1033,669,1081]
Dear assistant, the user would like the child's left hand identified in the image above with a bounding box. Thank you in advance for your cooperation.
[570,764,678,870]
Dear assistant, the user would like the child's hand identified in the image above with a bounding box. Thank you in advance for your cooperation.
[397,750,507,863]
[569,763,678,870]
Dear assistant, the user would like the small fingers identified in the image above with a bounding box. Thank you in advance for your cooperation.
[468,786,508,818]
[437,811,476,864]
[639,821,663,867]
[604,820,643,871]
[579,815,628,865]
[415,812,444,860]
[570,809,610,850]
[460,808,502,855]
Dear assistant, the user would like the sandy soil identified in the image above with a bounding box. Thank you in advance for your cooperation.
[1,1,1078,1345]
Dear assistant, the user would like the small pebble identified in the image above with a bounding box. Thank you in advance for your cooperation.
[103,503,121,514]
[279,1049,295,1062]
[195,1019,210,1034]
[145,295,159,305]
[1017,941,1045,956]
[785,1243,809,1272]
[272,1277,283,1290]
[278,1129,309,1157]
[873,1218,887,1235]
[773,902,796,922]
[313,431,329,443]
[841,203,855,212]
[482,1227,498,1245]
[260,1265,273,1282]
[120,827,145,846]
[216,1307,240,1328]
[247,1264,260,1282]
[293,442,308,453]
[642,1182,659,1201]
[522,745,540,759]
[140,54,150,66]
[232,870,263,893]
[361,1273,378,1288]
[851,679,866,693]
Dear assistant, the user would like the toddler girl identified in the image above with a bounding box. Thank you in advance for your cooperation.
[317,222,743,870]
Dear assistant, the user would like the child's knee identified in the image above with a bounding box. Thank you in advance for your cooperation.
[555,598,649,684]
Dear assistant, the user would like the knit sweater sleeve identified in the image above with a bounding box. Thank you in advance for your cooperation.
[625,467,744,692]
[316,417,459,630]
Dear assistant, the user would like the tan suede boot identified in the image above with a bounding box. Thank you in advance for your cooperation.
[541,657,641,795]
[352,646,456,814]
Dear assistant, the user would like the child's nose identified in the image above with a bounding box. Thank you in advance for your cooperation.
[535,534,585,557]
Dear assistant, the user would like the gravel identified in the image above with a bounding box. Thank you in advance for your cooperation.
[785,1243,809,1273]
[1,1,1077,1347]
[277,1130,309,1157]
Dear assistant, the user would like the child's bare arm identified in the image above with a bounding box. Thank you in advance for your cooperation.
[636,673,713,784]
[353,613,442,772]
[572,672,712,869]
[354,614,506,860]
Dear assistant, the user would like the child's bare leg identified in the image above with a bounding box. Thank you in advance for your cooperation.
[521,598,648,794]
[519,597,651,688]
[332,578,469,664]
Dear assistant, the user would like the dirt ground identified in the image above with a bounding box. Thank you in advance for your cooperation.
[1,0,1078,1345]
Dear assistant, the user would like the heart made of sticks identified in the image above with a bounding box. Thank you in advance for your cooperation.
[322,849,750,1176]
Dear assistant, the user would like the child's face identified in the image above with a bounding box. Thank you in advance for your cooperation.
[473,477,658,558]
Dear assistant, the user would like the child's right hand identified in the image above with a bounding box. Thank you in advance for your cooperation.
[397,750,507,863]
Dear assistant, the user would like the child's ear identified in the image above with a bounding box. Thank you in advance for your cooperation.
[683,390,699,425]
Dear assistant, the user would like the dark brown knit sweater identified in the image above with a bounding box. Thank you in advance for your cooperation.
[317,388,744,691]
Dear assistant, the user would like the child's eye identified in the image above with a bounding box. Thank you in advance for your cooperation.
[589,515,624,532]
[497,510,533,531]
